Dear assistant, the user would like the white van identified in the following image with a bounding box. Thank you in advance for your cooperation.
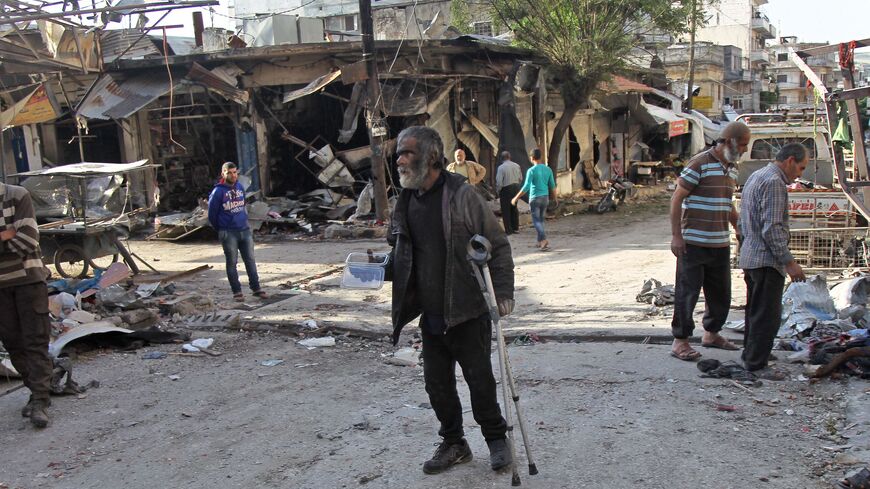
[735,113,833,187]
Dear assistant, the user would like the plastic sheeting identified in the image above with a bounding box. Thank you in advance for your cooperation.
[779,275,837,337]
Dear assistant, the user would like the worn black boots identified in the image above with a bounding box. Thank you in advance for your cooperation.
[487,438,512,471]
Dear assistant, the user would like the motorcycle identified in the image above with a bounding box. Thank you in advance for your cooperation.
[595,176,634,214]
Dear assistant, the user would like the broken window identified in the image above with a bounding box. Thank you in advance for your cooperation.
[344,15,356,31]
[472,21,493,37]
[750,137,816,161]
[778,53,789,62]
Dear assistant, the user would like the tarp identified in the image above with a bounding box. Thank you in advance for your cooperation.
[283,69,342,104]
[12,160,152,177]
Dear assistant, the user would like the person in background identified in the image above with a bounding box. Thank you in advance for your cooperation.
[495,151,523,234]
[207,162,268,302]
[512,148,556,251]
[669,122,750,361]
[0,181,53,428]
[446,149,487,186]
[739,143,808,373]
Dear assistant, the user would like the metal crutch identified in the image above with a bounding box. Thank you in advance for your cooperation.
[467,235,538,486]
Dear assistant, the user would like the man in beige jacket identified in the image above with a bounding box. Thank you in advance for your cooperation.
[446,149,486,186]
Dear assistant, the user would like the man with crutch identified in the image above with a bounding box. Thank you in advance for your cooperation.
[386,126,515,475]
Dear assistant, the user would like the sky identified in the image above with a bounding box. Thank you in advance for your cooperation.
[764,0,870,46]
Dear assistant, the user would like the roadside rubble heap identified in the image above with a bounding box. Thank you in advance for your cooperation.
[0,262,242,384]
[776,274,870,379]
[151,186,388,241]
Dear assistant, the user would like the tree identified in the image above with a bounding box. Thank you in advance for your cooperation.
[485,0,694,168]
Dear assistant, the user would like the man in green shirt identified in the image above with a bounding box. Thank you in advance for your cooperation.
[512,149,557,251]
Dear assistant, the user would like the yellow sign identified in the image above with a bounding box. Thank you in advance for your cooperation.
[1,84,60,129]
[692,96,714,110]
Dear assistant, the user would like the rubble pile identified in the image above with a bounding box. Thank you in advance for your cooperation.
[777,275,870,379]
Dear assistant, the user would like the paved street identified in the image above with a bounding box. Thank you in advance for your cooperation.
[1,195,868,489]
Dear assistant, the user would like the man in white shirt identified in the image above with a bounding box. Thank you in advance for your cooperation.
[495,151,523,234]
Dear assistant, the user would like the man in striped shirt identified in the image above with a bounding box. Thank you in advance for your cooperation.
[0,182,53,427]
[739,143,807,372]
[669,122,750,361]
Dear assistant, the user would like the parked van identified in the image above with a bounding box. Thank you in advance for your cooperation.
[735,113,833,187]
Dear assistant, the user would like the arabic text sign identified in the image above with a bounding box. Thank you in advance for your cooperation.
[787,194,852,216]
[668,119,689,138]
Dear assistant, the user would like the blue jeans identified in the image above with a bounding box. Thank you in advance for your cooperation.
[219,229,261,294]
[529,197,549,242]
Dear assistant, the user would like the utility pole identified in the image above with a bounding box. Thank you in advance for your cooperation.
[685,0,697,112]
[359,0,390,222]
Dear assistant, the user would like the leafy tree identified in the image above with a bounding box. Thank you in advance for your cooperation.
[485,0,695,168]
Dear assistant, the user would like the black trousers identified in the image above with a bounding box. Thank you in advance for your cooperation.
[742,267,785,371]
[421,315,507,444]
[498,184,520,234]
[671,245,732,339]
[0,282,53,401]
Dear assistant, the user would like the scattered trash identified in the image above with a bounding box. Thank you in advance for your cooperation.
[723,320,745,333]
[298,337,336,348]
[260,359,285,367]
[779,275,836,338]
[385,347,420,367]
[512,333,542,346]
[301,319,318,330]
[142,351,168,360]
[697,359,758,384]
[168,374,181,381]
[636,278,675,306]
[191,338,214,349]
[136,282,161,298]
[784,409,795,416]
[713,403,737,412]
[294,363,319,368]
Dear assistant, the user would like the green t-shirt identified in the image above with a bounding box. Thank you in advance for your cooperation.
[520,164,555,199]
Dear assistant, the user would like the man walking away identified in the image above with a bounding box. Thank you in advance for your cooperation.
[446,149,487,186]
[208,162,267,302]
[496,151,523,234]
[670,122,750,361]
[739,143,808,373]
[0,181,53,428]
[512,149,556,251]
[388,126,515,475]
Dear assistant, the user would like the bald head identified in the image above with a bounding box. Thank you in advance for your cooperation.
[718,122,751,164]
[721,122,750,141]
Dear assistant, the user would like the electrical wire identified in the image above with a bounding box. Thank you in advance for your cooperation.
[162,30,186,152]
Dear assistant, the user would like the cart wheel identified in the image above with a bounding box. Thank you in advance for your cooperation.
[87,253,120,271]
[54,244,90,279]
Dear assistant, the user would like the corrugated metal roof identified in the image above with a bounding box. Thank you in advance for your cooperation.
[76,69,184,120]
[150,35,197,56]
[100,29,160,62]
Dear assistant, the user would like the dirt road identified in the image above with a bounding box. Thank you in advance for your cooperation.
[1,194,867,489]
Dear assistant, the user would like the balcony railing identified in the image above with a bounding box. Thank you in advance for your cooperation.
[751,13,775,39]
[750,49,771,65]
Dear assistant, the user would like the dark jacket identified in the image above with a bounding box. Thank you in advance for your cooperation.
[387,171,514,345]
[207,181,249,231]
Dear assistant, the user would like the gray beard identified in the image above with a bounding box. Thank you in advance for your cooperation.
[399,166,427,189]
[723,140,741,164]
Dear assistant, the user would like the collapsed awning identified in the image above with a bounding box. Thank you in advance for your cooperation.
[283,69,342,104]
[76,70,184,120]
[637,100,689,137]
[12,160,154,177]
[467,114,499,150]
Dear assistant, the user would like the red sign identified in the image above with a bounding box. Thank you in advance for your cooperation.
[668,119,689,138]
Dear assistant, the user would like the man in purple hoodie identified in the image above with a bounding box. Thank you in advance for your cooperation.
[207,162,267,301]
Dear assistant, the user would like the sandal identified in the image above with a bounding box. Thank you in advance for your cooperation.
[671,346,701,362]
[837,467,870,488]
[233,293,244,302]
[701,336,740,351]
[253,290,268,299]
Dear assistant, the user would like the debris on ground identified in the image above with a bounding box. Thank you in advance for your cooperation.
[298,337,336,348]
[636,278,675,307]
[384,347,420,367]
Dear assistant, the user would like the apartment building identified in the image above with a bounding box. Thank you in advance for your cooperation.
[695,0,777,112]
[767,36,841,109]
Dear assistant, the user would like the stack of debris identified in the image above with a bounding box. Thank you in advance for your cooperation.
[776,275,870,379]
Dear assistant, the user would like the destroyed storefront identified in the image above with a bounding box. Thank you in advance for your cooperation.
[74,38,551,231]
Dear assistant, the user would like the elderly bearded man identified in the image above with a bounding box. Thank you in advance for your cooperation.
[387,126,515,475]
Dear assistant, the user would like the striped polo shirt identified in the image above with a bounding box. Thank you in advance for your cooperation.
[677,150,737,248]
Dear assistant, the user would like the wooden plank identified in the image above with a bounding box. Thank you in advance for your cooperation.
[133,264,212,284]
